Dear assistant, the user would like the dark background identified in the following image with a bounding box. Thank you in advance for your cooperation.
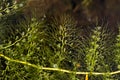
[23,0,120,28]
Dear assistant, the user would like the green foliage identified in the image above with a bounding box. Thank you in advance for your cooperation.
[0,14,79,79]
[85,26,101,72]
[0,0,26,44]
[0,1,120,79]
[0,0,25,17]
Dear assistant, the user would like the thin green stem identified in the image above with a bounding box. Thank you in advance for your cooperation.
[0,53,120,76]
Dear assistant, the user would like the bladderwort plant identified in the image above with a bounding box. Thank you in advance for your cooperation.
[0,11,120,80]
[115,26,120,67]
[114,25,120,80]
[0,0,25,17]
[79,25,117,80]
[0,0,26,43]
[46,15,79,80]
[0,1,120,79]
[0,13,80,80]
[85,26,101,72]
[1,15,120,80]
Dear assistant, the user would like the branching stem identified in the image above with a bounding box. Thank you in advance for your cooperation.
[0,53,120,75]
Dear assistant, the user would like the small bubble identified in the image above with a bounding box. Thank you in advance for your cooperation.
[53,64,58,68]
[19,4,23,7]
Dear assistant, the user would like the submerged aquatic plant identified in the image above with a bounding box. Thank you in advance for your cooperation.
[0,5,120,79]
